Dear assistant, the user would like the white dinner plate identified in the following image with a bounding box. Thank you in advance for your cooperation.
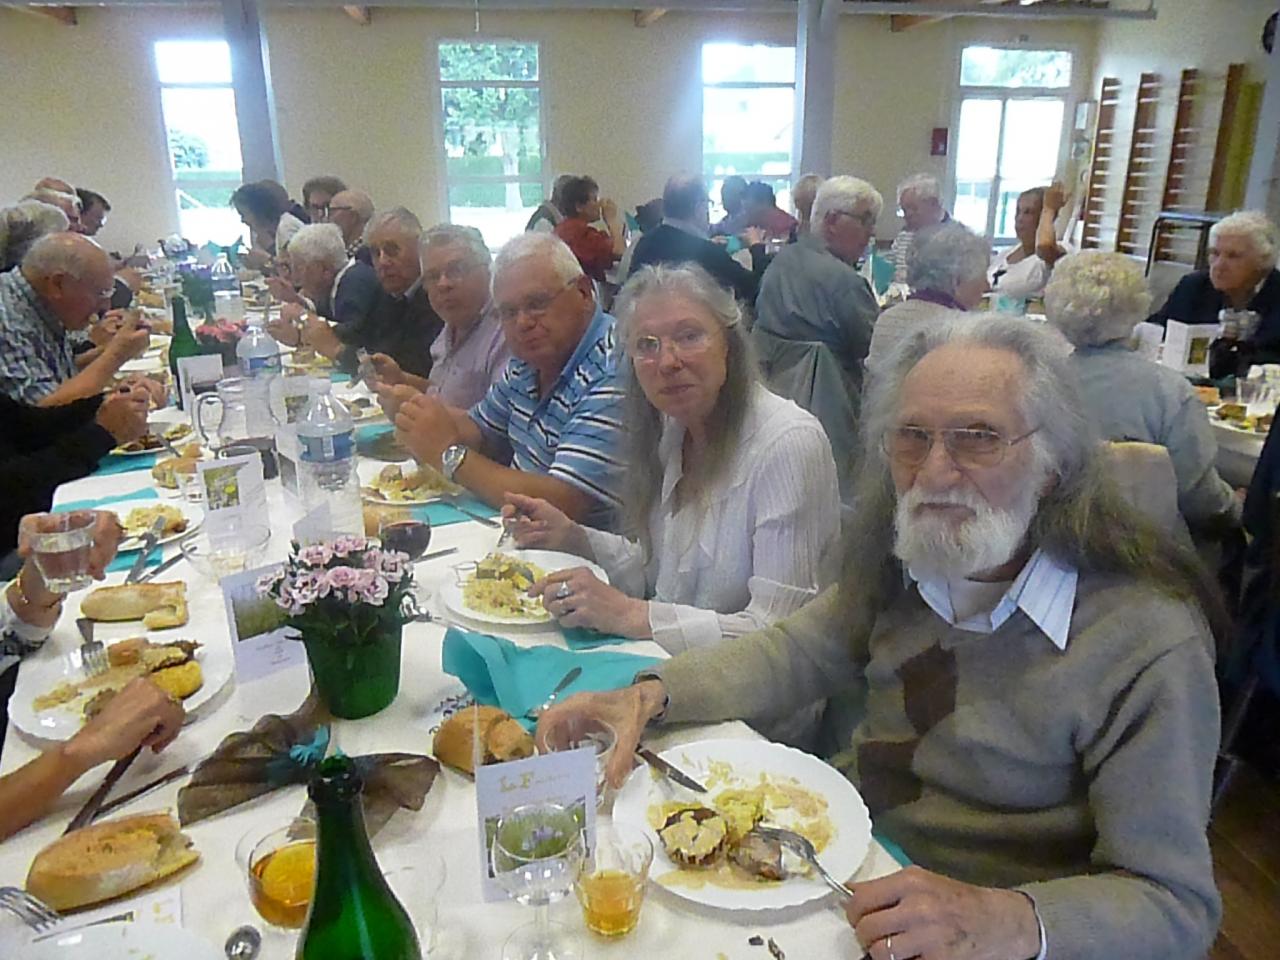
[28,922,221,960]
[109,498,204,550]
[10,630,234,741]
[357,460,453,507]
[119,355,166,374]
[613,738,872,912]
[108,444,163,457]
[438,549,609,626]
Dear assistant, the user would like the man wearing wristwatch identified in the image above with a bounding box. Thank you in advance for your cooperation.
[388,233,625,528]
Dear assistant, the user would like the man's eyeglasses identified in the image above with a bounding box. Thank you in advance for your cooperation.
[883,425,1039,469]
[836,209,877,228]
[307,204,329,217]
[495,277,579,325]
[631,328,713,364]
[423,260,480,286]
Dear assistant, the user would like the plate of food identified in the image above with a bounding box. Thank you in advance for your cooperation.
[612,739,872,911]
[10,633,232,741]
[439,549,608,626]
[111,500,203,550]
[343,395,385,423]
[360,462,462,505]
[110,422,195,456]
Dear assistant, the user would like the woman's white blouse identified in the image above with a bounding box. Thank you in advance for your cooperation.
[988,244,1054,301]
[583,385,841,653]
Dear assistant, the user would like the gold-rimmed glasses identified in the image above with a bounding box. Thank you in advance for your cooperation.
[883,425,1039,469]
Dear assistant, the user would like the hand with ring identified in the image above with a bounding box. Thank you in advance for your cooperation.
[531,567,652,639]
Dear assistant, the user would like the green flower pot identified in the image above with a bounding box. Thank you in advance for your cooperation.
[303,624,402,719]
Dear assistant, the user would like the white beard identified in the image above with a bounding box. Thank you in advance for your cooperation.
[893,479,1042,580]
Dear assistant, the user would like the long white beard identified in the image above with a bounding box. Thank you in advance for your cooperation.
[893,479,1043,580]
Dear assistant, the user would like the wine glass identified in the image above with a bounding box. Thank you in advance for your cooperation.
[235,819,317,933]
[378,511,433,562]
[540,717,617,809]
[490,802,586,960]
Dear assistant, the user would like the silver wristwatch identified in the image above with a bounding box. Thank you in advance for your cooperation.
[441,443,468,481]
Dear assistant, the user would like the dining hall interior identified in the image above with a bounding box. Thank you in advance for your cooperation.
[1,1,1279,958]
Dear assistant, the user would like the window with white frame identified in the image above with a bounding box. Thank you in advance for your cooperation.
[952,46,1073,241]
[702,42,797,219]
[438,41,544,251]
[154,40,247,246]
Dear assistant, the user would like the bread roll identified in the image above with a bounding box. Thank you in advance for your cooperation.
[26,813,199,911]
[433,705,534,775]
[80,582,188,629]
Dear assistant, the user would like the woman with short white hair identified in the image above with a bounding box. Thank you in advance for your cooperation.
[1048,250,1238,534]
[1149,209,1280,375]
[868,221,989,373]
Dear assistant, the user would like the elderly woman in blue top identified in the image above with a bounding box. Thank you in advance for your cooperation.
[1047,250,1239,536]
[501,263,842,653]
[393,233,625,527]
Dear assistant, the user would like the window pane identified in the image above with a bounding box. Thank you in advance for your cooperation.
[160,88,243,175]
[441,87,541,180]
[960,46,1072,89]
[703,87,793,179]
[955,98,1002,181]
[953,180,992,234]
[702,43,795,85]
[998,98,1065,181]
[448,185,538,252]
[174,185,249,247]
[155,40,232,84]
[439,42,538,82]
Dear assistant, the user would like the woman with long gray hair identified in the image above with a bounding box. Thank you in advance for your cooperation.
[503,263,841,652]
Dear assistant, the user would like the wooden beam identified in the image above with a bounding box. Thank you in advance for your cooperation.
[890,14,945,31]
[633,7,666,27]
[342,4,371,24]
[8,5,78,26]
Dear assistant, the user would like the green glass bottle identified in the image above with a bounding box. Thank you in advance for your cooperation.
[167,294,200,410]
[297,756,422,960]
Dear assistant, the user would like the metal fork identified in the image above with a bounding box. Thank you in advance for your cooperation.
[75,618,107,678]
[0,886,63,932]
[752,824,854,899]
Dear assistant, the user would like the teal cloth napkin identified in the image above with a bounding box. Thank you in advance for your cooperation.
[410,496,500,528]
[93,451,159,477]
[441,628,660,730]
[55,488,166,572]
[561,626,631,650]
[872,832,912,867]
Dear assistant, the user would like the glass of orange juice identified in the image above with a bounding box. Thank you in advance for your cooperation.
[235,819,317,930]
[575,821,653,937]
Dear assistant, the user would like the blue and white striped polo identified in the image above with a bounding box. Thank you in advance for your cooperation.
[469,306,626,527]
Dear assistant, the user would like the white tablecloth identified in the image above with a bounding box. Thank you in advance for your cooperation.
[0,426,901,957]
[1211,418,1268,488]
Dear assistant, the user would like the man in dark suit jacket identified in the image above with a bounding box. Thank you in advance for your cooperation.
[628,174,768,305]
[1148,212,1280,377]
[269,223,382,342]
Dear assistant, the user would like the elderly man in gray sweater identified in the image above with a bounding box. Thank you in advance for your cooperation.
[538,315,1222,960]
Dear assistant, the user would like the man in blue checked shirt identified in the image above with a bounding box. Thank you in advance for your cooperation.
[388,233,625,528]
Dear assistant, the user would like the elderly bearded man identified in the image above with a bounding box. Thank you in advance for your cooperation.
[538,315,1223,960]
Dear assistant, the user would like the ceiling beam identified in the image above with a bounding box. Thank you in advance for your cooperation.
[633,7,666,27]
[890,14,944,31]
[8,4,78,25]
[342,4,371,22]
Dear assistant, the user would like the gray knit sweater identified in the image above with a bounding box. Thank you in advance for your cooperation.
[654,572,1221,960]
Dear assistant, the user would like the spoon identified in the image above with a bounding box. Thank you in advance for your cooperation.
[224,924,262,960]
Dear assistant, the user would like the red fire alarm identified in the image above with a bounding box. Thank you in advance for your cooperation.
[931,127,949,157]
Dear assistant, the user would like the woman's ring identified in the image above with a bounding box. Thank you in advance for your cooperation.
[555,582,572,601]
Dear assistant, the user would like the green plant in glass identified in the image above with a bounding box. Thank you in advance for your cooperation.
[491,802,585,960]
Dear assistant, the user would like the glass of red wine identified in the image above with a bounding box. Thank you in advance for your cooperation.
[379,514,433,561]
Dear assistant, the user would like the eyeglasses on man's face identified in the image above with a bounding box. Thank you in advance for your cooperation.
[631,328,713,364]
[423,259,481,287]
[495,277,579,325]
[883,425,1039,470]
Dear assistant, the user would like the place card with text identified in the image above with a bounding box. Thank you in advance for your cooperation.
[220,562,306,684]
[197,452,268,536]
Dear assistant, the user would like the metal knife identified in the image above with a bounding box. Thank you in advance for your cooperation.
[636,747,707,793]
[125,516,167,584]
[96,764,190,818]
[64,746,142,835]
[443,495,500,528]
[136,549,184,584]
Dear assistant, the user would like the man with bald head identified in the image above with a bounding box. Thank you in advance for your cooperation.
[627,174,765,304]
[0,233,147,405]
[326,189,375,264]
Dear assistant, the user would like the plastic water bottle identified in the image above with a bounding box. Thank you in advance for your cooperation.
[237,312,282,379]
[296,378,362,537]
[210,252,238,293]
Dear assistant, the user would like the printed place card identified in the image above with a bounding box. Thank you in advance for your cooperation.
[220,562,306,683]
[197,452,268,536]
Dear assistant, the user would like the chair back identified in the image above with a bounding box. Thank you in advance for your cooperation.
[1101,441,1193,546]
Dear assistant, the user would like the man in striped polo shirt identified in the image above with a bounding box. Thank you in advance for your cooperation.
[394,232,625,528]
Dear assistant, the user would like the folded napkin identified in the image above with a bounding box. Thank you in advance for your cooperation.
[561,626,632,650]
[442,627,660,730]
[411,495,500,528]
[178,694,439,835]
[93,451,159,477]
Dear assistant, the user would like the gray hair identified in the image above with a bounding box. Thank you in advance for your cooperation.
[1210,210,1279,271]
[811,175,884,228]
[840,313,1227,643]
[332,189,374,221]
[896,173,941,204]
[22,232,98,280]
[493,232,584,287]
[1044,250,1152,347]
[1,201,70,271]
[906,222,990,296]
[612,263,759,553]
[363,206,422,243]
[422,223,491,264]
[287,223,348,272]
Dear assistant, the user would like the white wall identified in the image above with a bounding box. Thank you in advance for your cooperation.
[2,5,1100,253]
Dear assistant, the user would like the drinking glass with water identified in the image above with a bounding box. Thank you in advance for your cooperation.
[25,511,98,593]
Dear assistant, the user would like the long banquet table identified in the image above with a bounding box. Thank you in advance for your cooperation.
[0,396,902,958]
